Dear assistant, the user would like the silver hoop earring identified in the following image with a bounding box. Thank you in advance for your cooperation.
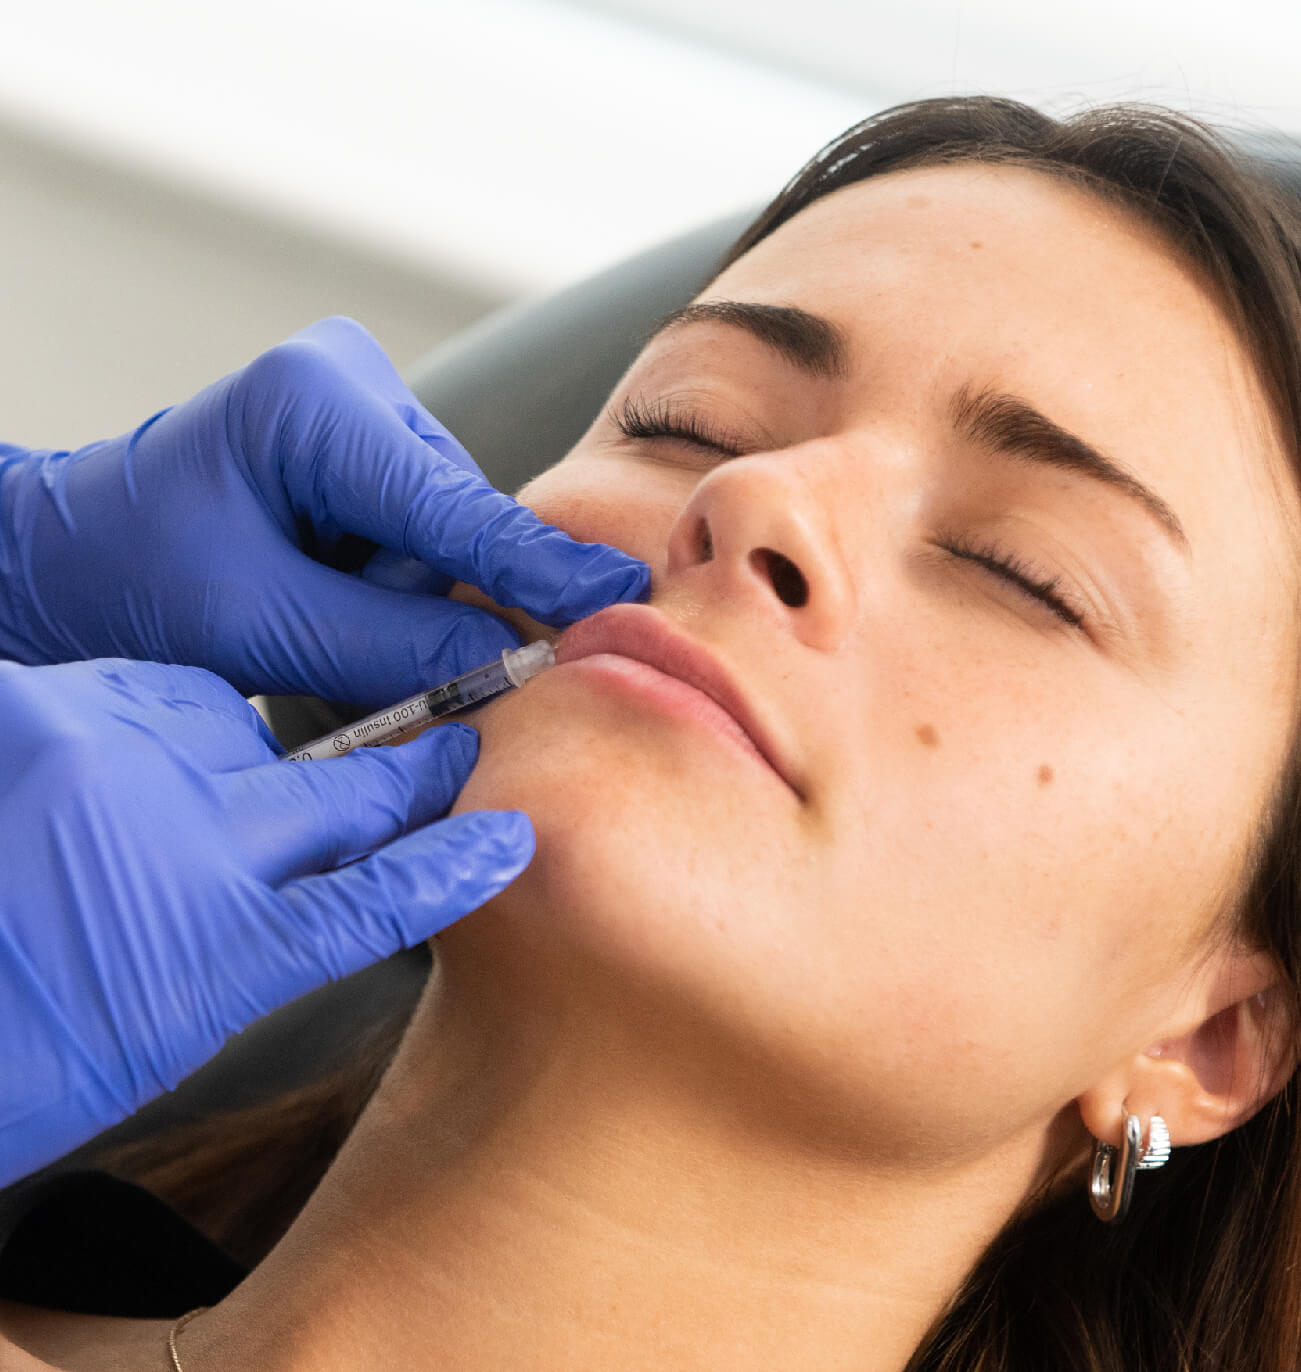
[1137,1114,1171,1171]
[1090,1113,1170,1223]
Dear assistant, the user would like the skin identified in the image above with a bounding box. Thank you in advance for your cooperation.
[4,161,1301,1371]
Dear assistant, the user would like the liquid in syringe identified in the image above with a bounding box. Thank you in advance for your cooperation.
[281,640,555,763]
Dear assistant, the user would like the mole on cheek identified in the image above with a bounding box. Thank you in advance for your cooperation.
[969,240,983,249]
[1037,763,1054,786]
[915,724,940,748]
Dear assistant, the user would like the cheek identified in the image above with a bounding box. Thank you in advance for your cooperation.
[806,644,1229,1081]
[447,460,691,635]
[514,457,692,569]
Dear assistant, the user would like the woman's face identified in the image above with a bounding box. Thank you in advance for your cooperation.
[449,163,1300,1162]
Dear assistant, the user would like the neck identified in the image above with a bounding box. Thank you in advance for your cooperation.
[176,936,1049,1372]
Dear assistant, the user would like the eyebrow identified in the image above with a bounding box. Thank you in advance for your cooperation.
[949,382,1188,552]
[649,300,1189,553]
[650,301,851,380]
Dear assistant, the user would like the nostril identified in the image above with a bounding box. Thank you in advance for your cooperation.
[752,548,809,608]
[697,518,714,562]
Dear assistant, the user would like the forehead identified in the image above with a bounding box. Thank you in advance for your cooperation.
[698,162,1301,618]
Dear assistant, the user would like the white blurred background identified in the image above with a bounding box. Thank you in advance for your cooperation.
[1,0,1297,446]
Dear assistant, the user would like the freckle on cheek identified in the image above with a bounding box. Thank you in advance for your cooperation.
[1037,764,1054,786]
[915,724,940,748]
[969,240,983,249]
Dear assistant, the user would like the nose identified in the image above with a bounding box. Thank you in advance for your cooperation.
[664,450,857,652]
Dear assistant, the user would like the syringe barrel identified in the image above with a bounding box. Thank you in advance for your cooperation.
[422,658,509,718]
[281,689,432,761]
[279,641,555,762]
[423,642,555,719]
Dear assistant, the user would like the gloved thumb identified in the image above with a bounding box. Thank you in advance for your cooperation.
[245,809,535,1016]
[219,723,481,884]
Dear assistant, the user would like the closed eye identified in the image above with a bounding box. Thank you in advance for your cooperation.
[610,395,749,458]
[937,531,1086,628]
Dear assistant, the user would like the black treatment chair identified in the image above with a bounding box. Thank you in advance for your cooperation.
[26,121,1301,1178]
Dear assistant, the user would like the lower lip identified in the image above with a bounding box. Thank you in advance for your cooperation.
[558,653,782,782]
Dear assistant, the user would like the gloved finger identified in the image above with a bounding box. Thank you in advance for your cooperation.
[90,660,281,772]
[240,343,649,626]
[283,317,484,480]
[359,547,453,598]
[309,417,647,627]
[147,698,281,773]
[255,809,534,1007]
[400,463,651,627]
[221,552,523,703]
[218,723,479,883]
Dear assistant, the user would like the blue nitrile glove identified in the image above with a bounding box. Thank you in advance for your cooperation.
[0,316,649,704]
[0,657,533,1188]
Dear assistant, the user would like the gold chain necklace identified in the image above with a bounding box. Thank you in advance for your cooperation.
[167,1306,208,1371]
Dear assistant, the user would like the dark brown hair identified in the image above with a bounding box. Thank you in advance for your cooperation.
[105,96,1301,1369]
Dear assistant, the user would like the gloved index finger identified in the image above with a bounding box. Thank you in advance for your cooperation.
[399,456,651,627]
[245,336,650,627]
[282,318,483,481]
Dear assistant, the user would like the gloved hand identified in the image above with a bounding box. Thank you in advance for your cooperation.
[0,316,648,705]
[0,657,533,1188]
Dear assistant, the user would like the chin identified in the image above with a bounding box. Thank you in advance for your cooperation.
[440,671,852,1095]
[449,677,708,929]
[450,664,795,926]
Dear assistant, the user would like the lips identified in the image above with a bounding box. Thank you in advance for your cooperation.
[554,604,799,796]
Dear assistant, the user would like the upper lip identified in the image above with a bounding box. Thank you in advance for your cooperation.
[554,604,801,797]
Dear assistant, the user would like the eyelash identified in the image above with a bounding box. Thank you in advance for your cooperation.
[613,395,748,458]
[612,396,1088,629]
[934,530,1085,628]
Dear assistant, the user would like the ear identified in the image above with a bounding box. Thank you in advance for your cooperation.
[1077,943,1299,1150]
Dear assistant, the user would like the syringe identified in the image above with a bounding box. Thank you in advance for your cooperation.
[280,640,555,762]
